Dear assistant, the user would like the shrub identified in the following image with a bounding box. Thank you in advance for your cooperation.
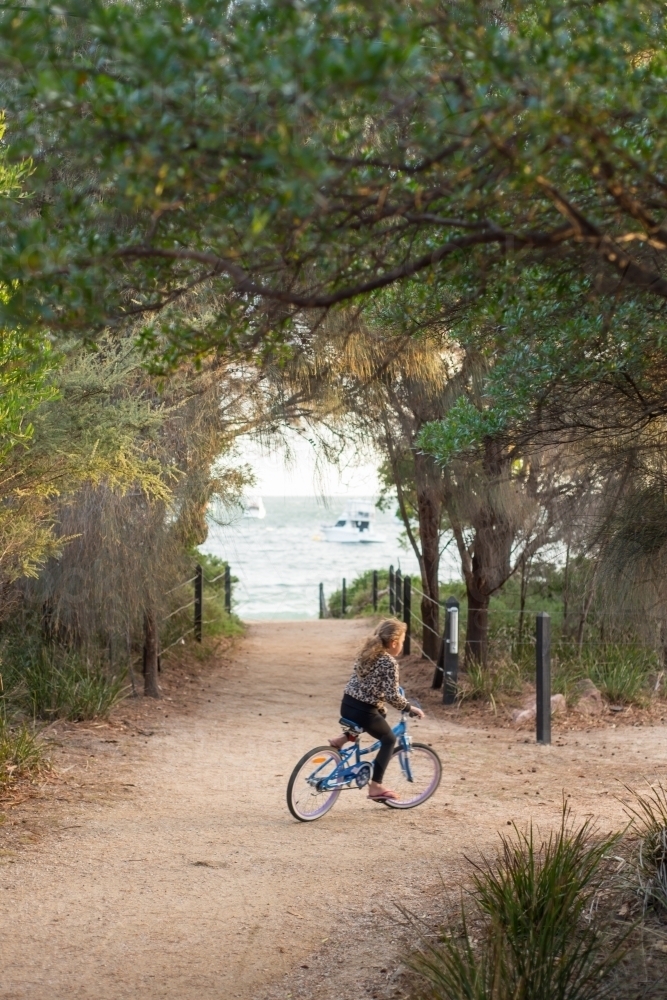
[457,659,522,708]
[625,783,667,919]
[584,647,654,705]
[327,569,391,618]
[5,645,127,721]
[0,721,47,786]
[410,809,626,1000]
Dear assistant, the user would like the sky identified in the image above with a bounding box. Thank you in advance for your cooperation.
[236,429,383,496]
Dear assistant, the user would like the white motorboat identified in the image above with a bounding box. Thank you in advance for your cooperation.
[243,495,266,519]
[321,501,385,543]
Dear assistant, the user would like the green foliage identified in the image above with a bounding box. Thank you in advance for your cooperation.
[411,810,626,1000]
[327,569,391,619]
[197,552,244,639]
[0,720,47,787]
[2,1,667,367]
[585,651,655,706]
[625,784,667,919]
[457,660,523,707]
[1,638,127,721]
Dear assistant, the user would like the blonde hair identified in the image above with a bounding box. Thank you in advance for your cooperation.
[357,618,407,668]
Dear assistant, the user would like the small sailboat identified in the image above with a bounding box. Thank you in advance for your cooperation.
[321,501,385,543]
[243,495,266,519]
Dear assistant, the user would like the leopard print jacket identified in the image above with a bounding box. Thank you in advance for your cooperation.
[343,652,410,712]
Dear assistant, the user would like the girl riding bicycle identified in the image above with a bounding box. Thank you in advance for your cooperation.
[329,617,425,803]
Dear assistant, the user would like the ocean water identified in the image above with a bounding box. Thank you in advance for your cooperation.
[200,496,428,620]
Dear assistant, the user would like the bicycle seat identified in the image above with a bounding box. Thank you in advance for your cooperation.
[339,717,364,735]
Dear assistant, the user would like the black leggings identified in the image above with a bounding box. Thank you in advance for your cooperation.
[340,693,396,783]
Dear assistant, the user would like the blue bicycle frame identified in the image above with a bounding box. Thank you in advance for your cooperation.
[306,713,415,792]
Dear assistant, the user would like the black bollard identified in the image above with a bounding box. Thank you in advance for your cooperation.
[443,597,460,705]
[536,612,551,744]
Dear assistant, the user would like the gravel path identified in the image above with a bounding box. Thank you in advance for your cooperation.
[1,620,666,1000]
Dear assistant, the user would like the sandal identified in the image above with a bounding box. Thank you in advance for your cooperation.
[368,787,399,802]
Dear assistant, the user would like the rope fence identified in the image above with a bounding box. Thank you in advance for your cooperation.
[317,562,667,745]
[155,562,233,663]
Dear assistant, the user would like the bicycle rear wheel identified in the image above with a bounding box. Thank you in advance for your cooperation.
[383,742,441,809]
[287,746,342,821]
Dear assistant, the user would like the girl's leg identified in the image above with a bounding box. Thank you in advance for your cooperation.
[338,696,397,797]
[362,713,396,783]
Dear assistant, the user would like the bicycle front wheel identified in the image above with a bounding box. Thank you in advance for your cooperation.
[383,742,442,809]
[286,746,342,822]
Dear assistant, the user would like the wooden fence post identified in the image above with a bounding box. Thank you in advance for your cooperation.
[319,582,325,619]
[224,564,232,613]
[395,569,402,618]
[403,576,411,654]
[194,564,203,642]
[143,608,160,698]
[342,578,346,616]
[372,570,378,611]
[389,565,395,614]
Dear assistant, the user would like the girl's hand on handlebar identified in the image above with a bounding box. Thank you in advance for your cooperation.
[409,706,425,719]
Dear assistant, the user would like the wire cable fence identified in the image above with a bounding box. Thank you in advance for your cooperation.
[156,562,233,663]
[320,563,667,730]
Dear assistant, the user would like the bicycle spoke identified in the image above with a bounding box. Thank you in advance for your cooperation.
[383,743,441,809]
[287,747,343,821]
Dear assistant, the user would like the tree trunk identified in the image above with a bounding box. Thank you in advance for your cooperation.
[465,584,490,665]
[143,608,160,698]
[414,453,441,661]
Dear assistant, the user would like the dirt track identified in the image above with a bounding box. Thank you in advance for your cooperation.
[1,619,667,1000]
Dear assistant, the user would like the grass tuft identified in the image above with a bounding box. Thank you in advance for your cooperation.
[585,650,652,705]
[11,647,127,721]
[0,721,48,786]
[624,783,667,919]
[457,659,522,708]
[410,807,627,1000]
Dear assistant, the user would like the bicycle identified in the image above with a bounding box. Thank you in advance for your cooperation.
[286,702,442,822]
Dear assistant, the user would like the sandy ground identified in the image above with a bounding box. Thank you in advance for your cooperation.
[1,619,666,1000]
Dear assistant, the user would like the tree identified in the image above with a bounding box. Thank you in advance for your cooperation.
[9,339,253,696]
[3,0,667,368]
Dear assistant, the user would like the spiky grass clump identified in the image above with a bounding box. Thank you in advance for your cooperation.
[625,783,667,919]
[0,721,47,786]
[587,655,651,706]
[16,648,127,721]
[410,809,626,1000]
[457,660,522,709]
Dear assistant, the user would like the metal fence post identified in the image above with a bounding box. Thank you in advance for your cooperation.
[342,578,346,616]
[536,612,551,744]
[224,564,231,614]
[403,576,411,654]
[395,569,402,618]
[443,597,460,705]
[372,570,378,611]
[389,565,395,614]
[194,564,203,642]
[319,583,325,619]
